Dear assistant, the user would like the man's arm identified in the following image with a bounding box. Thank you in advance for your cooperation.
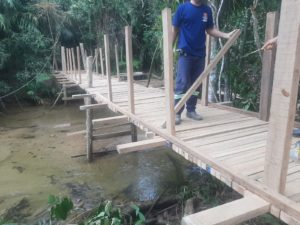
[262,36,278,50]
[206,28,236,39]
[173,26,179,46]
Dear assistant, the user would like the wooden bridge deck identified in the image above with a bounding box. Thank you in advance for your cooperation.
[55,72,300,224]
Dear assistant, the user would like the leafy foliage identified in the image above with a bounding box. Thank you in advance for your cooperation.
[48,195,74,221]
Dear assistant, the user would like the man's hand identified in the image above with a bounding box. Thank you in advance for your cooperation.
[262,37,278,50]
[224,29,238,39]
[206,28,238,39]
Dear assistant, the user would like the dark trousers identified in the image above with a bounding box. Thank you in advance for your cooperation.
[175,55,206,114]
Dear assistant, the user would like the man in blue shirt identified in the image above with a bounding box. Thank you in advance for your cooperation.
[173,0,235,124]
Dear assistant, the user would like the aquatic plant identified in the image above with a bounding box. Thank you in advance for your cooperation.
[48,195,73,221]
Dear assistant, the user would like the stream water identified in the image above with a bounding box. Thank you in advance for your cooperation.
[0,103,285,225]
[0,103,207,223]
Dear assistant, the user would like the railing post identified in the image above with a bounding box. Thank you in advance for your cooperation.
[61,46,67,73]
[264,2,300,193]
[66,48,69,74]
[72,48,77,80]
[104,35,113,101]
[162,8,175,135]
[84,96,93,162]
[115,43,120,81]
[87,56,93,88]
[79,43,87,70]
[201,34,211,106]
[259,11,279,121]
[76,46,82,84]
[68,49,73,78]
[95,49,99,75]
[125,26,137,141]
[99,48,105,77]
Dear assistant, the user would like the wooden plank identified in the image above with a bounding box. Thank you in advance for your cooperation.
[76,46,82,83]
[259,11,279,121]
[115,44,120,80]
[174,30,241,114]
[93,130,131,141]
[182,192,270,225]
[92,115,128,126]
[125,26,135,113]
[264,1,300,193]
[162,8,175,135]
[209,103,259,118]
[80,103,107,111]
[201,34,211,106]
[72,94,95,99]
[104,35,113,101]
[79,43,87,70]
[117,137,165,154]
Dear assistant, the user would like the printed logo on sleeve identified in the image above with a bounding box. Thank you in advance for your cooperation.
[202,13,208,22]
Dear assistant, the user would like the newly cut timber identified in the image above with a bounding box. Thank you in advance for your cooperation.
[182,192,270,225]
[72,94,95,99]
[117,137,165,154]
[201,34,211,106]
[92,115,128,126]
[93,131,131,141]
[264,1,300,193]
[104,34,113,101]
[80,103,107,111]
[174,30,241,114]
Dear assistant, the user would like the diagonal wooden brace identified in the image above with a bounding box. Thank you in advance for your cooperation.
[174,29,241,114]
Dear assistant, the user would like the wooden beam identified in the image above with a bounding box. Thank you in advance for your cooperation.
[61,46,67,73]
[104,35,113,101]
[182,192,270,225]
[84,96,93,162]
[162,8,175,135]
[93,130,131,141]
[87,56,93,88]
[201,34,211,106]
[72,48,77,80]
[99,47,105,77]
[125,26,135,114]
[115,44,120,81]
[79,43,87,70]
[92,115,128,126]
[117,138,165,154]
[68,49,73,78]
[76,46,82,84]
[80,103,107,111]
[264,1,300,193]
[174,30,241,114]
[209,103,259,118]
[95,48,99,75]
[259,11,279,121]
[72,94,95,99]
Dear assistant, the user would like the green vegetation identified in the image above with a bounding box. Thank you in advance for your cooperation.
[0,0,281,110]
[48,195,73,221]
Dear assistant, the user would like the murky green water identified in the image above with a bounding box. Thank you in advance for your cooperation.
[0,104,194,222]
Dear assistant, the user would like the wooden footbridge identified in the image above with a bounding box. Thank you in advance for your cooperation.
[55,2,300,225]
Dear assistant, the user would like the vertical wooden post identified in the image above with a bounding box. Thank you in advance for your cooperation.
[259,12,279,121]
[95,49,99,75]
[77,46,82,84]
[84,96,93,162]
[264,1,300,193]
[66,48,69,74]
[162,8,175,136]
[115,44,120,81]
[87,56,93,88]
[72,48,77,80]
[99,48,105,77]
[125,26,137,141]
[79,43,87,70]
[201,35,211,106]
[68,49,73,78]
[61,46,67,73]
[63,84,67,105]
[104,35,113,101]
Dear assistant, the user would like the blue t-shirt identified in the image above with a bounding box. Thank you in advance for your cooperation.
[173,2,214,57]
